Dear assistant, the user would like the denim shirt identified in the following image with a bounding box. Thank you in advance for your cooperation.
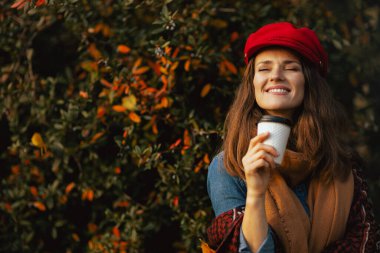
[207,152,309,253]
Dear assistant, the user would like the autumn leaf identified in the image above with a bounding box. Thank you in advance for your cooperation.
[133,58,142,69]
[203,153,210,164]
[11,0,30,9]
[200,240,216,253]
[79,91,89,99]
[133,66,150,75]
[88,43,102,60]
[112,226,121,239]
[90,131,105,143]
[194,160,203,173]
[223,60,238,74]
[33,201,46,211]
[129,112,141,123]
[72,233,80,242]
[169,139,181,149]
[201,83,212,97]
[112,105,127,113]
[82,189,94,201]
[117,45,131,54]
[184,59,191,72]
[172,47,180,58]
[159,66,168,75]
[31,133,47,153]
[35,0,46,6]
[30,186,38,197]
[100,78,113,88]
[65,182,76,194]
[97,106,106,118]
[172,196,179,207]
[230,31,239,42]
[122,95,137,110]
[114,201,130,208]
[183,129,191,147]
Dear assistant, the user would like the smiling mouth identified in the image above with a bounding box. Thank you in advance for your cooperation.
[266,88,290,93]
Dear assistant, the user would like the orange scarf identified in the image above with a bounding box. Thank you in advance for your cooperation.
[266,150,354,253]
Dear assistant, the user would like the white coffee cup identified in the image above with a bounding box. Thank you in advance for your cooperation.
[257,115,292,165]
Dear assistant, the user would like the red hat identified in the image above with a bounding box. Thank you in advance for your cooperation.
[244,22,328,77]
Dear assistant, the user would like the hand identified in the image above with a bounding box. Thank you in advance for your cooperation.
[242,132,278,198]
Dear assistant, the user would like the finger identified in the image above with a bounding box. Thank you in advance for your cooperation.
[248,132,270,150]
[243,151,276,170]
[250,151,276,169]
[244,159,270,175]
[249,143,278,158]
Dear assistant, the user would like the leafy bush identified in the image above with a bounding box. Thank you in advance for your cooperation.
[1,0,379,252]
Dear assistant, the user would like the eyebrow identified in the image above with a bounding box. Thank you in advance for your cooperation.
[255,60,301,66]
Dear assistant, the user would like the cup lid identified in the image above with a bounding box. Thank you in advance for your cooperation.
[258,115,292,126]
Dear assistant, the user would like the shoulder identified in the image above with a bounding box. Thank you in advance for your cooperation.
[207,152,247,216]
[207,152,243,186]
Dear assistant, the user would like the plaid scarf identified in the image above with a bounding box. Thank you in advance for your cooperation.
[205,165,380,253]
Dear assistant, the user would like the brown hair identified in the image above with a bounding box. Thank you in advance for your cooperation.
[222,50,352,182]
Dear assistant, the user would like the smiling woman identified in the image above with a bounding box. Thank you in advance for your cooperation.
[253,48,305,119]
[205,22,380,253]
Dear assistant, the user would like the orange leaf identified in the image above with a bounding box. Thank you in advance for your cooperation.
[112,105,127,113]
[11,165,20,175]
[161,97,169,108]
[172,196,179,207]
[72,233,80,242]
[183,129,191,146]
[79,91,89,99]
[65,182,76,194]
[133,66,150,75]
[147,60,161,76]
[117,45,131,54]
[35,0,46,6]
[159,66,168,75]
[200,83,212,97]
[184,45,193,51]
[33,201,46,211]
[113,226,121,239]
[88,43,102,60]
[194,161,203,173]
[90,131,105,143]
[97,106,106,118]
[161,75,168,89]
[115,167,121,174]
[133,58,142,69]
[203,153,210,164]
[171,61,179,72]
[172,47,180,58]
[200,240,216,253]
[82,189,94,201]
[223,60,238,75]
[30,186,38,197]
[101,25,111,37]
[100,78,113,88]
[152,123,158,135]
[114,201,130,208]
[184,59,191,72]
[129,112,141,123]
[230,31,239,42]
[11,0,28,9]
[169,139,182,149]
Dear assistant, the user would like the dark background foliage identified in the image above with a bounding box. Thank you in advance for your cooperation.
[0,0,379,252]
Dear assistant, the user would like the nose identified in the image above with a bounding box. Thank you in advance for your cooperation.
[269,66,284,81]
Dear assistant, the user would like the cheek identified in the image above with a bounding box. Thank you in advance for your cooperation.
[253,76,263,91]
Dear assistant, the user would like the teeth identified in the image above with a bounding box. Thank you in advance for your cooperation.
[268,89,288,93]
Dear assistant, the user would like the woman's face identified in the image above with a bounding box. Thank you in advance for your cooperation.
[253,48,305,119]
